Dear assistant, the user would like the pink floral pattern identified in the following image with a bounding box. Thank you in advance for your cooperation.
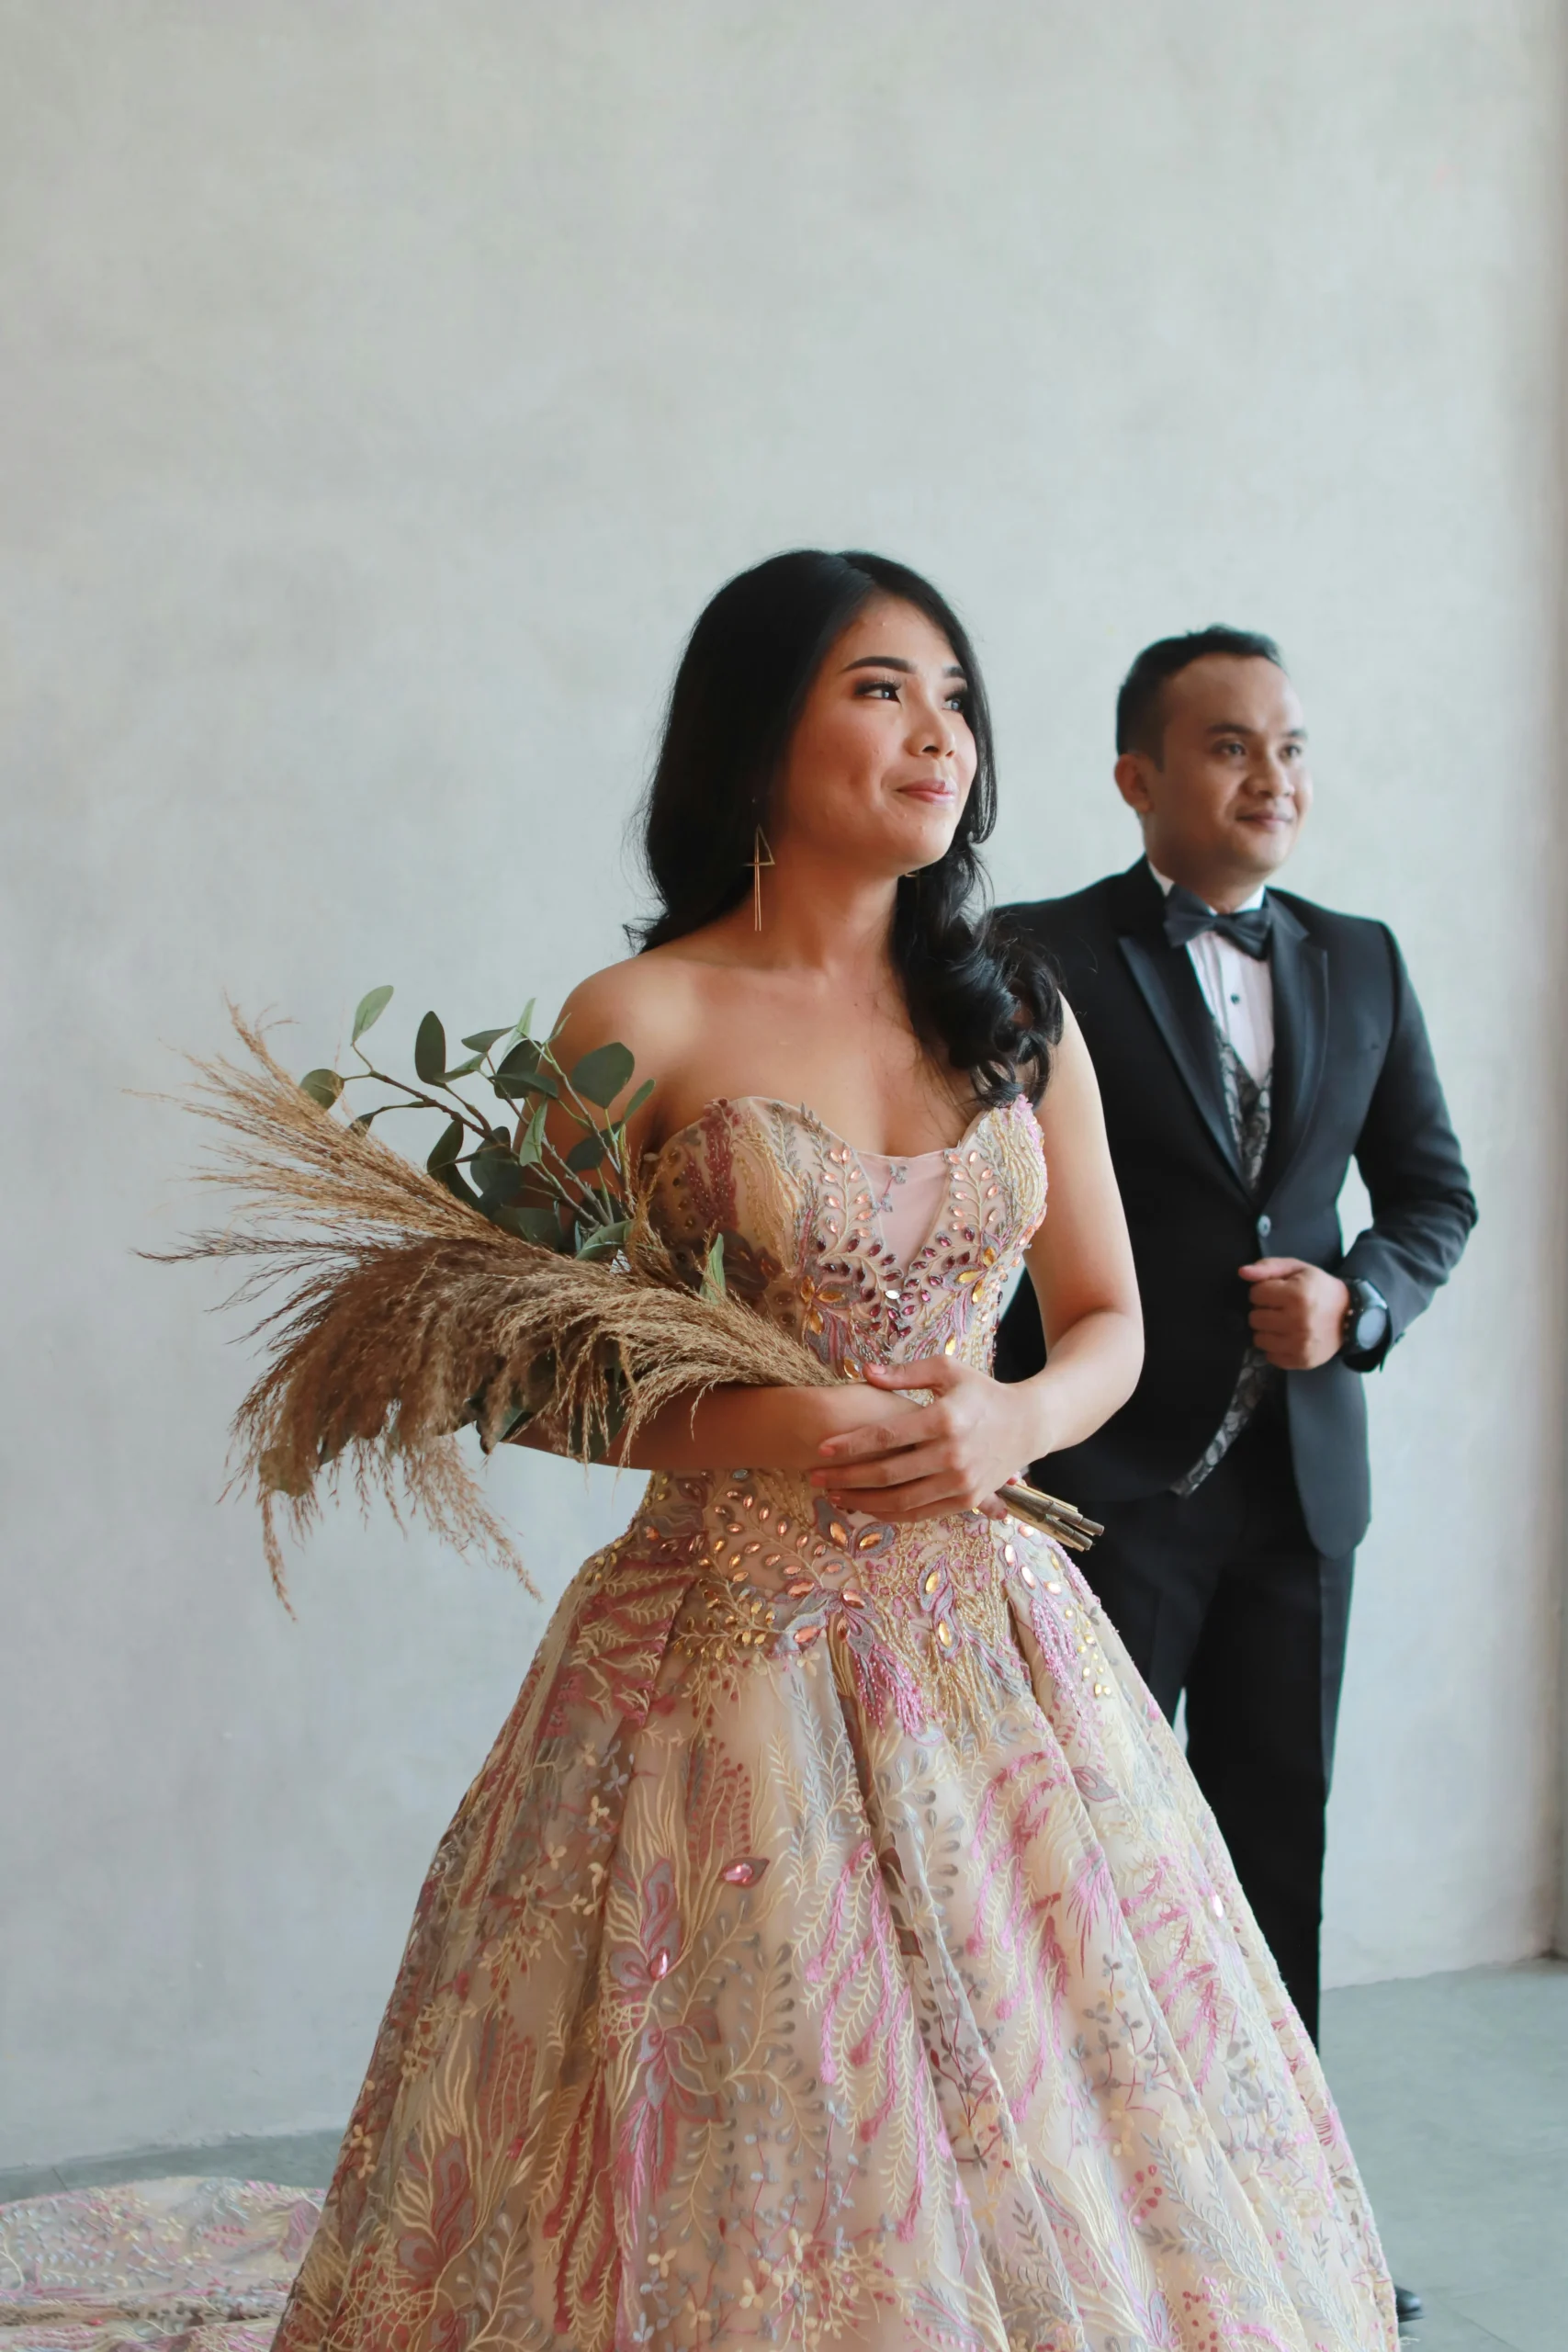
[276,1094,1395,2350]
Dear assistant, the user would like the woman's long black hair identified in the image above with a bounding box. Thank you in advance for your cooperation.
[631,549,1062,1104]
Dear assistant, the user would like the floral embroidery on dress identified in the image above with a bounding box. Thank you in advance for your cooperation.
[276,1093,1394,2352]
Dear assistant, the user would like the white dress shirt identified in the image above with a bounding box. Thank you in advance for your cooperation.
[1147,861,1273,1085]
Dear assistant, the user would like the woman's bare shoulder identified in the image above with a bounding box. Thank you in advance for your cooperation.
[555,947,706,1054]
[549,950,721,1145]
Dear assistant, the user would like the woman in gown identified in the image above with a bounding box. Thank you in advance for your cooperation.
[276,551,1396,2352]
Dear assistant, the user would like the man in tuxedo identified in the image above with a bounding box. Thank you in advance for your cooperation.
[997,625,1476,2066]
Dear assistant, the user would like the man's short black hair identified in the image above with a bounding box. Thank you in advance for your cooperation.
[1116,626,1285,760]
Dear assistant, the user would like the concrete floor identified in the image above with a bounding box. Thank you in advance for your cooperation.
[1,1961,1562,2348]
[1316,1960,1566,2351]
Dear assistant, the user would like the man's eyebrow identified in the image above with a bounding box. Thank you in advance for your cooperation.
[840,655,967,677]
[1203,718,1307,739]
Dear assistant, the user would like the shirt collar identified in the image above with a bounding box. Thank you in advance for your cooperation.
[1146,858,1267,916]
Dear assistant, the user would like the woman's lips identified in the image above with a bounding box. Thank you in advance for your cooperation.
[899,779,956,803]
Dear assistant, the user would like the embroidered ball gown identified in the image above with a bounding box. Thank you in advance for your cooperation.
[276,1094,1395,2352]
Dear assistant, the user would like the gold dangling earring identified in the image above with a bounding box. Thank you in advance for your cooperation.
[752,825,774,932]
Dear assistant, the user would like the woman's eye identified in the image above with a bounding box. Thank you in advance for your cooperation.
[855,680,900,700]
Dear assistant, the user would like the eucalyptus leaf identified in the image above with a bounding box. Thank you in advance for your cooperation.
[426,1117,464,1173]
[566,1133,607,1172]
[460,1027,511,1055]
[515,1102,547,1167]
[473,1147,525,1205]
[517,998,536,1038]
[414,1011,447,1085]
[349,1109,384,1135]
[300,1068,344,1109]
[434,1159,479,1209]
[570,1041,635,1107]
[445,1052,486,1080]
[624,1078,655,1120]
[576,1219,630,1261]
[352,985,394,1043]
[491,1203,564,1247]
[495,1038,559,1102]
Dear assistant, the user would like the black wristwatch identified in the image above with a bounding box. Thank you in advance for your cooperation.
[1340,1277,1391,1363]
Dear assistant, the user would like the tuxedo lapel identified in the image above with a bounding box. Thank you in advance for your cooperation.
[1111,865,1247,1192]
[1263,898,1328,1197]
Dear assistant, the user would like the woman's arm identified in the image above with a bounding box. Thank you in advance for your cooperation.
[814,1004,1143,1520]
[620,1379,918,1471]
[508,1372,915,1472]
[1008,999,1145,1452]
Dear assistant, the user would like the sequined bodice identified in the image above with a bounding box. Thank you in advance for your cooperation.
[628,1093,1060,1736]
[646,1092,1047,1375]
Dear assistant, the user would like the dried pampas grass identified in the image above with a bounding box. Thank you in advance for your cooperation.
[156,1008,835,1605]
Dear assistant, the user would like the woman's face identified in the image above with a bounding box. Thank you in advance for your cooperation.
[773,597,977,876]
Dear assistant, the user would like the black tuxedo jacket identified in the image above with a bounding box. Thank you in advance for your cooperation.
[994,861,1476,1556]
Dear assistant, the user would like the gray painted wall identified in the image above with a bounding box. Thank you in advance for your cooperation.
[2,2,1562,2167]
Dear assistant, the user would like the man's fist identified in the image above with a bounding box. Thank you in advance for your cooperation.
[1237,1257,1350,1372]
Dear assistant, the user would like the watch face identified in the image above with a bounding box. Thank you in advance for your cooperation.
[1352,1298,1385,1351]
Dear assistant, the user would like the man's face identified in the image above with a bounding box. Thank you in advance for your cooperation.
[1115,655,1312,903]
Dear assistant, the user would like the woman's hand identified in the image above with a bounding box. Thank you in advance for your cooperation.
[810,1356,1045,1522]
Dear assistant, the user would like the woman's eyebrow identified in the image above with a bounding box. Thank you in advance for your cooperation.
[840,655,966,677]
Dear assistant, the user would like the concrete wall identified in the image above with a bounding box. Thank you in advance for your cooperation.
[2,2,1562,2167]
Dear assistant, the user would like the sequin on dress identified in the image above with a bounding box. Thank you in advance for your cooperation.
[275,1094,1395,2352]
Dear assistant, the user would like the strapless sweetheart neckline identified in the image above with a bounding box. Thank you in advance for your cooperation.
[648,1091,1008,1174]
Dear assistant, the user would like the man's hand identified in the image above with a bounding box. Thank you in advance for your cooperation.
[1237,1257,1350,1372]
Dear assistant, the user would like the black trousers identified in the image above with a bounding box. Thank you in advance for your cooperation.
[1074,1400,1353,2044]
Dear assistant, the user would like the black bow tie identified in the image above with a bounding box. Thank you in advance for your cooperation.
[1162,885,1273,959]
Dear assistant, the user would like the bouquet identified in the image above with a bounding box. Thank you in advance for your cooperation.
[161,991,1099,1602]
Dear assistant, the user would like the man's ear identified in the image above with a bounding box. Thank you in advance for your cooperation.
[1114,752,1155,815]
